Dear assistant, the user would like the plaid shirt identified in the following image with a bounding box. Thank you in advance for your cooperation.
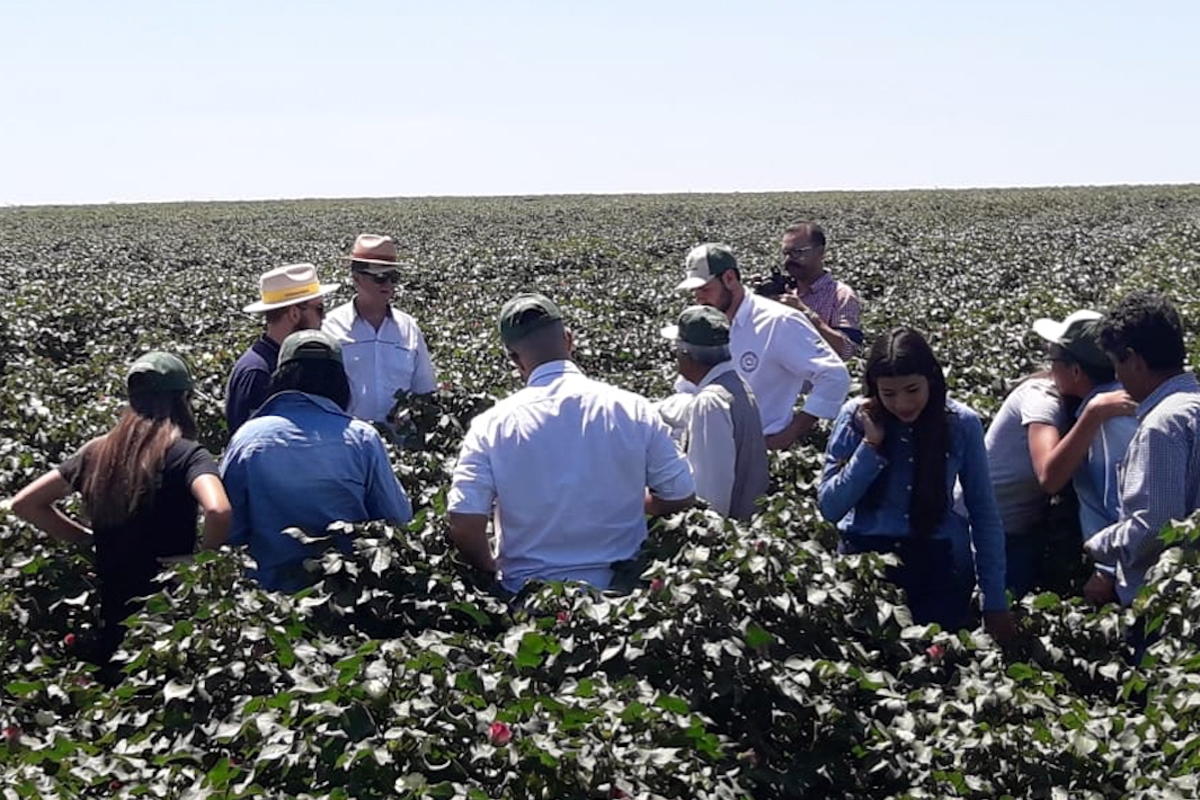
[1084,371,1200,605]
[799,271,863,358]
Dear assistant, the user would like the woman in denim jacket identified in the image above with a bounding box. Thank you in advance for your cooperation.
[818,327,1015,640]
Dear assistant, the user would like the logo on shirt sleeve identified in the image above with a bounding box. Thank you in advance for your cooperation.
[739,352,760,373]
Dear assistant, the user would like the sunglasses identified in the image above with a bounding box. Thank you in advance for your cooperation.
[357,270,401,285]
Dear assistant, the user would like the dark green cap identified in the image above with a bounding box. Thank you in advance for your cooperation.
[1032,310,1110,371]
[127,352,193,396]
[498,293,564,345]
[660,305,731,347]
[278,330,343,367]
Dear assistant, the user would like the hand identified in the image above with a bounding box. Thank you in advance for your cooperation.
[765,428,797,451]
[776,293,804,312]
[1086,390,1137,421]
[858,400,886,448]
[1083,570,1117,607]
[983,610,1018,643]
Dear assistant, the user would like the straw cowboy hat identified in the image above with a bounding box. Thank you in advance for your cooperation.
[341,233,404,274]
[242,263,339,314]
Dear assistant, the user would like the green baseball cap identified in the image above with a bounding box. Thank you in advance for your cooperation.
[660,305,731,347]
[278,330,344,367]
[676,243,739,291]
[498,293,564,346]
[127,352,194,396]
[1032,310,1110,371]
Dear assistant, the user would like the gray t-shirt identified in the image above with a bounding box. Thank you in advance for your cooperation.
[983,377,1068,536]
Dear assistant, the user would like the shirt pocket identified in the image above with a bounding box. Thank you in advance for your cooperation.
[382,343,417,384]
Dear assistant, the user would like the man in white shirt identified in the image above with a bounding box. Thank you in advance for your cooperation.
[660,306,769,521]
[678,243,851,450]
[447,293,696,593]
[322,234,437,425]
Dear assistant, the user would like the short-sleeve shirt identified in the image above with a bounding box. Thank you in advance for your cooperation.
[983,378,1068,537]
[225,334,280,433]
[323,301,438,423]
[448,360,695,592]
[58,438,218,623]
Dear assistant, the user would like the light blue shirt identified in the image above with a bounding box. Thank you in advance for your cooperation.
[1073,382,1138,543]
[221,391,413,591]
[819,397,1007,611]
[1085,372,1200,605]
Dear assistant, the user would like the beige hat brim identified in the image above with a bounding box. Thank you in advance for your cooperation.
[342,254,404,272]
[243,282,340,314]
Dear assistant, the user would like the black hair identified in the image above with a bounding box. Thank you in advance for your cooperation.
[863,327,949,538]
[1096,291,1187,372]
[1051,345,1117,385]
[268,360,351,411]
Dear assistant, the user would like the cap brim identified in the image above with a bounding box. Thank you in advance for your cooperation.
[660,324,680,341]
[243,283,340,314]
[675,275,708,292]
[1031,317,1067,346]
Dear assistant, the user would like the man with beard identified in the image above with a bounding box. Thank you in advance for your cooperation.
[323,234,437,425]
[678,243,850,450]
[776,221,863,360]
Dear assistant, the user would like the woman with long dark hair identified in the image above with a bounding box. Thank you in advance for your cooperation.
[818,328,1014,639]
[12,352,231,664]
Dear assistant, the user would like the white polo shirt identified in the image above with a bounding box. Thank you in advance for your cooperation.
[323,301,437,423]
[447,360,695,592]
[728,292,850,434]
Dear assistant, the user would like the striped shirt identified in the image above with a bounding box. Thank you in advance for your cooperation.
[798,271,863,359]
[1084,371,1200,605]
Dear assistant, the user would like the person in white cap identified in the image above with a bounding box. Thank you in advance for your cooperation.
[677,243,850,450]
[226,263,339,433]
[323,234,438,426]
[979,310,1136,599]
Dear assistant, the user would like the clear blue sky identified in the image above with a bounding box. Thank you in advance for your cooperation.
[1,1,1196,205]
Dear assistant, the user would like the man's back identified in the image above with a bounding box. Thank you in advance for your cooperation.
[448,360,693,591]
[696,367,770,521]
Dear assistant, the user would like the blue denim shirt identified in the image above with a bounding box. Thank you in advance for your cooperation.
[221,391,413,591]
[818,397,1007,611]
[1073,382,1138,543]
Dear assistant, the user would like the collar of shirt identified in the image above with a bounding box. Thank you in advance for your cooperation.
[1075,381,1123,419]
[256,390,351,420]
[351,298,398,325]
[730,292,757,330]
[527,360,582,388]
[696,360,737,391]
[1137,372,1200,420]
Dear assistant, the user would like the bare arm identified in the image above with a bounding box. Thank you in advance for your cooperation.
[1030,391,1138,494]
[765,411,819,451]
[448,512,497,573]
[10,470,92,546]
[645,491,696,518]
[191,474,232,551]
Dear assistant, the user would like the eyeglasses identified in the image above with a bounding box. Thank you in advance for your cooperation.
[357,271,401,285]
[782,245,816,260]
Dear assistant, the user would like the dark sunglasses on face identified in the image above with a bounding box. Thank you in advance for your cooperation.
[357,270,401,285]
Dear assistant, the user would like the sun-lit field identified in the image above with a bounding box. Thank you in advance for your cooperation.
[3,186,1200,797]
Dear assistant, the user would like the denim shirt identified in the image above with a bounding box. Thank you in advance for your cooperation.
[818,397,1007,611]
[221,391,413,591]
[1073,382,1138,542]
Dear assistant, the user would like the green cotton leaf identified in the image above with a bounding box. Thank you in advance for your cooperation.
[1006,663,1036,682]
[655,694,690,715]
[449,601,491,628]
[268,627,296,669]
[5,681,42,697]
[744,623,774,650]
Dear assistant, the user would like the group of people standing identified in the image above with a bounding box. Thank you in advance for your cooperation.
[9,221,1200,664]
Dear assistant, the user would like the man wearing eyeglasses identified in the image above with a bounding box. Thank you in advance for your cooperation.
[323,234,438,425]
[777,221,863,360]
[227,263,339,433]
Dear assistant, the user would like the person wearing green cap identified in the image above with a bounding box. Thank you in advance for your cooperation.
[221,331,412,592]
[659,306,769,521]
[447,293,695,593]
[11,352,232,670]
